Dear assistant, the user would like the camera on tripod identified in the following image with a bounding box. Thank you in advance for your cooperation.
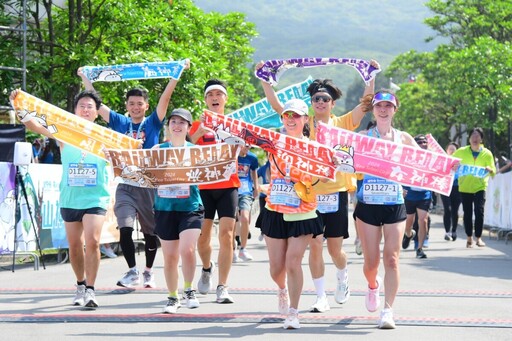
[13,141,32,166]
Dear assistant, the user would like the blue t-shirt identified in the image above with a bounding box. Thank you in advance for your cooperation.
[59,144,110,209]
[153,141,203,212]
[237,151,259,196]
[108,109,163,149]
[257,160,271,198]
[404,186,432,202]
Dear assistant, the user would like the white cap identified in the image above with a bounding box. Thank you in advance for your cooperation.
[281,99,308,116]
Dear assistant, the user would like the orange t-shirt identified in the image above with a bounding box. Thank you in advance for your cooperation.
[265,155,317,214]
[189,120,240,190]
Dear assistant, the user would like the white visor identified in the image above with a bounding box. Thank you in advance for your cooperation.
[204,84,228,97]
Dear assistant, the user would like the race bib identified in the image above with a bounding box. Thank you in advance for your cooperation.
[67,163,98,187]
[316,192,339,213]
[362,178,400,204]
[269,178,300,207]
[157,185,190,198]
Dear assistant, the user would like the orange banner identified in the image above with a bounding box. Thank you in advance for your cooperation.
[11,91,141,160]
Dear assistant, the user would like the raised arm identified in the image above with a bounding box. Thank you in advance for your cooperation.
[350,59,380,126]
[156,59,190,122]
[77,67,111,122]
[255,61,284,114]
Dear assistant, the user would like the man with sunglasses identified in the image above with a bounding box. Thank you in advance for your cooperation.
[401,134,432,259]
[256,59,380,313]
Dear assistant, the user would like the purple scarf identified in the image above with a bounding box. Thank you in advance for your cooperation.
[255,57,380,86]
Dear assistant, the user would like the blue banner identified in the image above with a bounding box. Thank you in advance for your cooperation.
[81,60,187,83]
[228,77,313,129]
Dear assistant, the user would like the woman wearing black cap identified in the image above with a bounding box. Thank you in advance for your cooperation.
[153,108,204,314]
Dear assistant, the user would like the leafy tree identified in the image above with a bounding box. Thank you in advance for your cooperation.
[0,0,258,119]
[385,0,512,154]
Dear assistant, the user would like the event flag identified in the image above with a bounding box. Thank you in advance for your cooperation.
[80,59,187,83]
[10,90,141,160]
[203,110,337,180]
[316,122,460,196]
[426,134,445,154]
[227,77,313,129]
[255,57,380,86]
[106,144,240,188]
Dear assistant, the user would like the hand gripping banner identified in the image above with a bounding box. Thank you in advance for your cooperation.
[80,59,187,83]
[11,90,141,160]
[255,57,380,86]
[316,122,460,196]
[203,110,337,180]
[106,144,240,188]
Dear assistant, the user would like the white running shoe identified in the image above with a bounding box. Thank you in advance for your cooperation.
[143,270,156,288]
[100,245,117,258]
[197,262,215,294]
[283,308,300,329]
[238,248,253,261]
[354,238,363,255]
[84,288,98,308]
[216,285,234,304]
[163,297,181,314]
[335,272,350,304]
[73,284,86,306]
[183,289,200,309]
[232,251,242,263]
[378,308,396,329]
[117,268,140,288]
[310,294,330,313]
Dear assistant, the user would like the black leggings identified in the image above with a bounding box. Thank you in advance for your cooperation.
[440,186,461,233]
[119,227,158,269]
[460,190,486,238]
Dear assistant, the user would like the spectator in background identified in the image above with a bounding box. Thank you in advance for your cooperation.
[234,144,259,262]
[440,142,461,241]
[453,127,496,248]
[402,134,432,259]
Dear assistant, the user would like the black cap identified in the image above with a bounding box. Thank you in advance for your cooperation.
[169,108,192,124]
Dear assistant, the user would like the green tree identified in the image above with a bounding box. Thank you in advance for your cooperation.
[385,0,512,154]
[0,0,258,119]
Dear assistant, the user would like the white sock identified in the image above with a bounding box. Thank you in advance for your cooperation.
[337,267,348,281]
[313,277,325,297]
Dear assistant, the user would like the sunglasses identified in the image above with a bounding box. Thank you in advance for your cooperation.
[312,95,332,103]
[281,111,303,120]
[417,140,428,145]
